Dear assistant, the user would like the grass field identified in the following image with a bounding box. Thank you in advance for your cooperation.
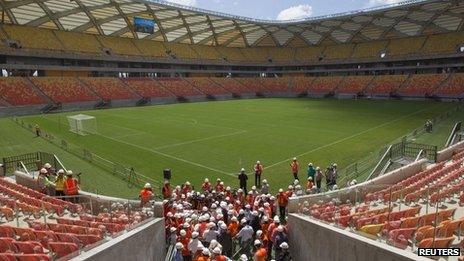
[0,98,462,198]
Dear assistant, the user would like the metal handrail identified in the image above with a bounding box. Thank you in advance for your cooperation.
[366,145,392,181]
[445,121,462,148]
[414,149,425,162]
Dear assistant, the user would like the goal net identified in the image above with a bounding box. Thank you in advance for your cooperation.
[67,114,97,136]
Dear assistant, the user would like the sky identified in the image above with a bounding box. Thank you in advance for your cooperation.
[163,0,406,20]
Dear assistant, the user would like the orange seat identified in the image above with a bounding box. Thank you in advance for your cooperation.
[401,217,419,228]
[0,253,15,261]
[0,237,17,253]
[438,219,462,237]
[13,241,43,254]
[0,226,15,238]
[14,254,50,261]
[418,236,455,248]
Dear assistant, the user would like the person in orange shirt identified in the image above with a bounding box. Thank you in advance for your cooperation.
[64,171,80,203]
[162,180,172,199]
[202,178,211,192]
[228,216,239,237]
[277,189,289,221]
[253,240,267,261]
[139,183,154,206]
[212,247,227,261]
[290,157,299,181]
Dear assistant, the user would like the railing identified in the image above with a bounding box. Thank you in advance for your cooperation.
[445,121,462,148]
[10,117,162,193]
[366,145,392,181]
[2,151,66,175]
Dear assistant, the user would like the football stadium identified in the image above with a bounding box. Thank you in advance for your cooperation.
[0,0,464,260]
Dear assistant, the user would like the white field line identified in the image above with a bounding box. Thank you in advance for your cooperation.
[153,130,247,150]
[112,132,145,139]
[95,132,236,177]
[264,108,432,170]
[40,115,240,176]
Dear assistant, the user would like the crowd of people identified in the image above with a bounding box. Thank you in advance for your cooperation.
[137,157,343,261]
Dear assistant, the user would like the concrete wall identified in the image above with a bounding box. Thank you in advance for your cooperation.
[288,214,428,261]
[71,218,165,261]
[436,140,464,162]
[288,159,426,212]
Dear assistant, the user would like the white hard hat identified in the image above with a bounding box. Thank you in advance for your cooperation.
[66,170,73,175]
[213,247,221,254]
[308,163,313,166]
[254,239,262,246]
[144,183,152,189]
[57,169,65,174]
[185,181,190,186]
[39,168,47,174]
[180,230,186,236]
[202,248,210,256]
[262,179,268,183]
[175,242,183,249]
[252,186,256,190]
[279,189,283,193]
[280,242,289,249]
[204,178,209,182]
[256,161,260,164]
[191,231,199,238]
[239,254,248,261]
[44,163,52,168]
[277,225,284,232]
[241,168,245,172]
[293,157,297,161]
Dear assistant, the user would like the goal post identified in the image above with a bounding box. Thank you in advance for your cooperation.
[67,114,97,136]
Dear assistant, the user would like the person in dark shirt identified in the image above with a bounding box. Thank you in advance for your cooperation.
[238,168,248,191]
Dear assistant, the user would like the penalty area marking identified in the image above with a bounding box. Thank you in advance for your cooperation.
[153,130,247,150]
[264,107,433,170]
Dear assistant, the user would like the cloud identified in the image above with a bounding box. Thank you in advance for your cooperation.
[365,0,404,8]
[277,4,313,21]
[165,0,198,6]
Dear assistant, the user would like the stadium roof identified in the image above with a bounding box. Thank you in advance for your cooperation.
[0,0,463,47]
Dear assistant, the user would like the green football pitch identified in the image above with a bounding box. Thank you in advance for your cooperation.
[1,98,462,199]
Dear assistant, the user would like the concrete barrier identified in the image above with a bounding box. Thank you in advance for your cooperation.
[437,140,464,162]
[70,217,165,261]
[288,214,428,261]
[288,159,426,212]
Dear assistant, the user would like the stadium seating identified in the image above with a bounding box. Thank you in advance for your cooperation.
[386,37,426,57]
[422,32,464,55]
[215,47,247,62]
[268,48,296,63]
[235,78,269,93]
[132,40,169,58]
[367,75,408,95]
[54,30,102,54]
[323,44,355,61]
[31,78,99,103]
[436,73,464,96]
[259,77,291,92]
[185,78,230,95]
[294,47,325,62]
[191,45,223,61]
[239,48,270,63]
[97,36,141,56]
[210,78,253,94]
[291,77,315,93]
[309,76,344,93]
[351,41,388,59]
[2,24,63,51]
[123,78,174,98]
[80,78,136,100]
[164,43,200,60]
[0,78,45,106]
[337,76,374,94]
[398,74,448,96]
[156,78,203,97]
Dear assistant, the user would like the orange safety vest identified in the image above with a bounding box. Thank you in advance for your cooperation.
[215,255,227,261]
[162,185,171,199]
[64,178,78,195]
[291,161,299,173]
[140,189,152,203]
[254,248,267,261]
[255,164,263,175]
[277,193,288,207]
[306,181,314,190]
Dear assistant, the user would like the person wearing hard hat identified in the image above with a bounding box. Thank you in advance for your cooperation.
[34,124,41,137]
[212,246,227,261]
[161,180,172,199]
[235,219,254,256]
[37,168,53,195]
[315,167,323,193]
[140,183,154,206]
[276,242,291,261]
[239,254,248,261]
[202,178,212,192]
[238,168,248,192]
[276,189,288,221]
[54,169,66,197]
[173,242,184,261]
[64,170,79,203]
[290,157,299,181]
[196,248,211,261]
[307,163,315,181]
[260,179,269,195]
[253,160,264,188]
[253,239,267,261]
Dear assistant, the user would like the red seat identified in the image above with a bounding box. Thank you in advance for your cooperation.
[13,241,43,254]
[0,237,17,253]
[47,242,79,258]
[0,226,15,238]
[14,254,50,261]
[75,235,102,246]
[0,253,15,261]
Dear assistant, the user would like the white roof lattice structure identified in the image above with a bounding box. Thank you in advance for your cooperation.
[0,0,463,47]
